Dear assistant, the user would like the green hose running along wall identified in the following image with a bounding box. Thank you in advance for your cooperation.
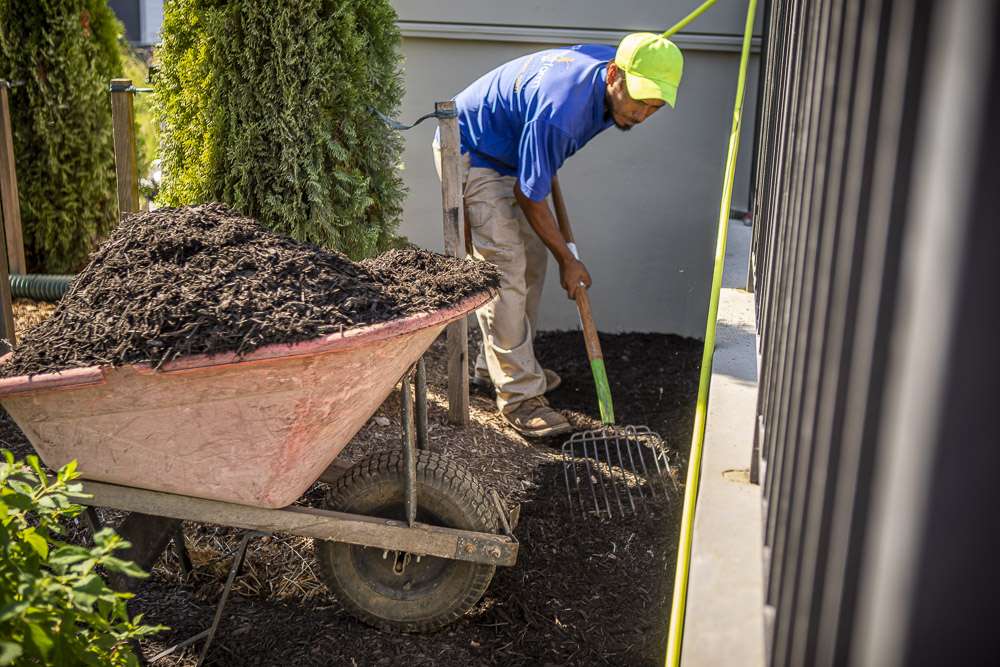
[9,274,73,302]
[664,0,759,665]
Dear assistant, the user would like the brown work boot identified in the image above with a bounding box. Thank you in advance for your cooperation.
[502,396,572,439]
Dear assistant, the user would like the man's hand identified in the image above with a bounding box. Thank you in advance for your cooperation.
[560,258,592,300]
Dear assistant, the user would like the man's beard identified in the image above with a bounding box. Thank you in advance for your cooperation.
[605,109,633,131]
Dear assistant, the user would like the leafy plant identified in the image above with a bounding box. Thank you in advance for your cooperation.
[0,0,128,273]
[0,451,164,666]
[154,0,406,259]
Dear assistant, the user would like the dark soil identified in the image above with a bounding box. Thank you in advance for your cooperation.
[1,204,498,377]
[0,330,701,666]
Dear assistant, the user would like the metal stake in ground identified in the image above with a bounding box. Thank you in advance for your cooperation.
[0,80,26,275]
[436,100,470,427]
[109,79,139,216]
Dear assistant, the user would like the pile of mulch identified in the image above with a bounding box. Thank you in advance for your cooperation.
[1,203,498,377]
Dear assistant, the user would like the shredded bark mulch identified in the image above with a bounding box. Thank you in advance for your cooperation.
[1,204,498,377]
[0,298,702,666]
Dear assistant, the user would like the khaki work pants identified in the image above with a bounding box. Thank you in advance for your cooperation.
[433,145,548,412]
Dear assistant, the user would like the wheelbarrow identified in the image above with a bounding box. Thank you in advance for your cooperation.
[0,289,516,656]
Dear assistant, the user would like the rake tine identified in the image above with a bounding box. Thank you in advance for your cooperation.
[611,430,638,516]
[621,430,651,515]
[588,431,616,519]
[648,427,679,493]
[561,443,579,519]
[630,426,662,499]
[587,433,615,519]
[637,425,672,497]
[563,440,589,520]
[629,426,660,499]
[580,435,607,519]
[600,434,627,519]
[577,461,593,521]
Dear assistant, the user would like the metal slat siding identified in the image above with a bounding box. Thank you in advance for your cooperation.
[771,1,839,663]
[784,0,855,662]
[748,0,957,664]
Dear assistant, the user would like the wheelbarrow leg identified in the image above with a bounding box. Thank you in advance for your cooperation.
[173,523,193,576]
[82,506,102,535]
[401,366,418,527]
[399,357,428,527]
[105,512,182,593]
[415,356,428,450]
[195,530,264,667]
[150,530,267,667]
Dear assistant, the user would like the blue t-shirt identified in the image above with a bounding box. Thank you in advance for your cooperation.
[450,44,616,201]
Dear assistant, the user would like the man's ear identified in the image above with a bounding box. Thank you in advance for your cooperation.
[608,61,626,89]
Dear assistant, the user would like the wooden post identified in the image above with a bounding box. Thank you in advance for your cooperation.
[436,101,469,426]
[109,79,139,216]
[0,82,26,274]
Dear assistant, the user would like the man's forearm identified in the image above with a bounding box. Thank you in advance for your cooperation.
[515,182,591,298]
[514,183,574,265]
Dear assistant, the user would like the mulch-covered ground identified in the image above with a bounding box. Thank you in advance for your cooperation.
[0,302,701,666]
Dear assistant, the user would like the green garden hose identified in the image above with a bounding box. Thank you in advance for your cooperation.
[664,0,759,665]
[9,274,74,302]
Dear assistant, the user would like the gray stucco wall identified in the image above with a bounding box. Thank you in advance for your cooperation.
[391,2,759,336]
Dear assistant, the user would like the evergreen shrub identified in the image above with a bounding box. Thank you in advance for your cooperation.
[154,0,406,259]
[0,0,126,273]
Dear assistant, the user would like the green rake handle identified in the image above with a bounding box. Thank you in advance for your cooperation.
[574,286,616,425]
[550,176,615,426]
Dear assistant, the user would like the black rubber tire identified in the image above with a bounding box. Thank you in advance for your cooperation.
[315,450,498,633]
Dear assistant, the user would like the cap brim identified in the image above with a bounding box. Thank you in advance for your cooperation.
[625,72,677,108]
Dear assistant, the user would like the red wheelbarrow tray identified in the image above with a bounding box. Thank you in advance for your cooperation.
[0,291,493,509]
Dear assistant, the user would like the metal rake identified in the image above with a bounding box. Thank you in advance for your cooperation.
[561,425,676,520]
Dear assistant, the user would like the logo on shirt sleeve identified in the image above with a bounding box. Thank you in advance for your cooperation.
[516,54,576,93]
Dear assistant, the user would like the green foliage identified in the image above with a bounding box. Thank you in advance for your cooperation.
[0,451,164,666]
[155,0,406,259]
[0,1,127,273]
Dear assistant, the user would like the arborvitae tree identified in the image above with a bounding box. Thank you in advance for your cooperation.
[0,0,124,273]
[155,0,405,259]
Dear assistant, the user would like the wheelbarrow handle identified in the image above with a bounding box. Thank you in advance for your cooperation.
[549,176,616,425]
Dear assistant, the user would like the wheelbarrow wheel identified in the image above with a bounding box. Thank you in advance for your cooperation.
[316,449,498,633]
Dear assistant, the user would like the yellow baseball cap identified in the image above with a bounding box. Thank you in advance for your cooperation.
[614,33,684,107]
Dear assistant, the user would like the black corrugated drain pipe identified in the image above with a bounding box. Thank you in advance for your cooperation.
[9,274,74,302]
